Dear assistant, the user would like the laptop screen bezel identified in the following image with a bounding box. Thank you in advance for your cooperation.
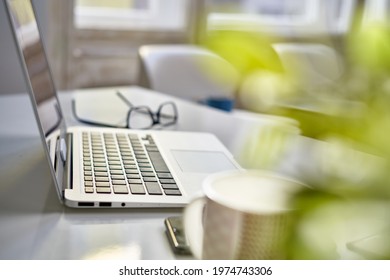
[4,0,68,203]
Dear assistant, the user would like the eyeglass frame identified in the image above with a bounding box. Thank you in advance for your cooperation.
[71,91,178,129]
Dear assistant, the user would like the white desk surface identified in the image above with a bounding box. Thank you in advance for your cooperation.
[0,86,342,260]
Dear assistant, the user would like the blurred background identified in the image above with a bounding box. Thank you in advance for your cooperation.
[0,0,373,94]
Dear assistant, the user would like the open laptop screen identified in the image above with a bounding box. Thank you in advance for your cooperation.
[6,0,64,137]
[5,0,67,200]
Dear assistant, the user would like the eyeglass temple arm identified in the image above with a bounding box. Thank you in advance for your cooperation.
[116,91,133,108]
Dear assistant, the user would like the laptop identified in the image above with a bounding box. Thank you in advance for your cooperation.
[5,0,241,208]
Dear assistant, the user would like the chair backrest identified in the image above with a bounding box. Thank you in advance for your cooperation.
[138,45,240,102]
[272,43,344,90]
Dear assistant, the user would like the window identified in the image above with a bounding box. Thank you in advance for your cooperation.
[363,0,390,25]
[206,0,357,37]
[74,0,188,31]
[49,0,199,90]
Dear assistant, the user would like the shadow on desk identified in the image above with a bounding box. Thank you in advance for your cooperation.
[0,137,62,214]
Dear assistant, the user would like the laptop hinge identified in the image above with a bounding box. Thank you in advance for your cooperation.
[62,133,74,190]
[59,138,67,163]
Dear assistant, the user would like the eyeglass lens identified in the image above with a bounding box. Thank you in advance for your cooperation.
[158,103,177,126]
[127,103,177,129]
[128,107,154,129]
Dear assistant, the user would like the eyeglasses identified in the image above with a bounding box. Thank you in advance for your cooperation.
[72,91,178,130]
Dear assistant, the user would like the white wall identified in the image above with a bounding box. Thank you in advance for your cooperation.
[0,0,49,94]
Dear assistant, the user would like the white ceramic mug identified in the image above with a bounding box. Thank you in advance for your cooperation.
[183,170,304,259]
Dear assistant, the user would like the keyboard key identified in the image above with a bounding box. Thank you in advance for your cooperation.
[161,184,179,190]
[135,154,148,161]
[129,184,146,194]
[108,161,121,165]
[125,169,140,174]
[109,165,122,170]
[141,172,155,177]
[84,176,93,181]
[128,179,142,184]
[136,157,149,162]
[110,170,123,175]
[94,167,107,172]
[140,167,153,172]
[84,171,92,176]
[106,145,117,150]
[84,166,92,171]
[164,189,182,196]
[84,181,93,187]
[96,182,110,187]
[148,151,169,172]
[121,154,133,159]
[113,185,129,194]
[112,180,126,185]
[92,153,105,158]
[96,187,111,193]
[91,142,102,146]
[94,162,106,167]
[85,187,94,193]
[145,144,158,149]
[138,163,151,168]
[126,174,140,179]
[157,173,173,179]
[146,147,159,152]
[124,165,137,169]
[107,156,120,161]
[95,171,108,177]
[143,177,158,182]
[145,182,162,195]
[160,179,176,184]
[111,175,125,180]
[95,177,109,182]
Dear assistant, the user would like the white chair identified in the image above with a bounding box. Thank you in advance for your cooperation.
[237,43,344,113]
[137,45,240,102]
[272,43,344,90]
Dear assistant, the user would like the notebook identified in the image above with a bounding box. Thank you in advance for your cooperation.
[5,0,241,208]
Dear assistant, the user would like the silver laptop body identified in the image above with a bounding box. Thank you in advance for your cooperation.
[5,0,241,208]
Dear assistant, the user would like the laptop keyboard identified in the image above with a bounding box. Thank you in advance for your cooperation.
[82,132,182,196]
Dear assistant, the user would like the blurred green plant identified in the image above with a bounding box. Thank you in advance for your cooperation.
[201,24,390,259]
[202,30,284,76]
[288,22,390,259]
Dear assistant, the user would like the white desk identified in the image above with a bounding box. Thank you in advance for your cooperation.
[0,86,317,260]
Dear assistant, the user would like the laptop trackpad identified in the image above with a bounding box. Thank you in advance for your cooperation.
[172,150,237,173]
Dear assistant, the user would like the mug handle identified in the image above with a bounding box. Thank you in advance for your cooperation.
[183,196,207,259]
